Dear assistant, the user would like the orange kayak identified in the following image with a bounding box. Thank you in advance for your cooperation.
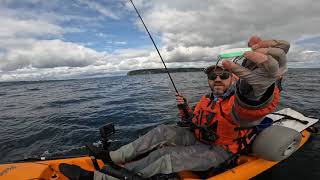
[0,130,311,180]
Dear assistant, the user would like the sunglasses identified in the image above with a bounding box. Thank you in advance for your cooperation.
[207,71,231,80]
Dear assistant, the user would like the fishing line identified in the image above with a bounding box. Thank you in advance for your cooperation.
[129,0,179,94]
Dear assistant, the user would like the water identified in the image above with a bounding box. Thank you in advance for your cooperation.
[0,69,319,179]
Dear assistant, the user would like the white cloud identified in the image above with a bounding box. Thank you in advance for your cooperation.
[106,41,128,45]
[124,0,320,68]
[0,39,105,71]
[96,33,108,38]
[135,0,320,47]
[0,2,115,80]
[77,0,119,20]
[287,44,320,67]
[114,41,127,45]
[0,16,63,38]
[0,65,125,82]
[0,0,320,82]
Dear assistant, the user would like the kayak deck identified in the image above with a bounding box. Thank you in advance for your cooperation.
[0,130,310,180]
[0,156,105,180]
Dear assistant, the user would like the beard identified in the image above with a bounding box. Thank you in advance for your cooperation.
[213,85,226,96]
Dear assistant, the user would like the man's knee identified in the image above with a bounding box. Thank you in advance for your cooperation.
[154,125,195,145]
[148,146,173,158]
[153,125,176,138]
[155,124,173,133]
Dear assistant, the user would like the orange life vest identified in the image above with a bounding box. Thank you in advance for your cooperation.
[192,95,252,154]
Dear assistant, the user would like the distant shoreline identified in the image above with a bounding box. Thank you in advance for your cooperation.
[0,68,319,83]
[127,68,204,76]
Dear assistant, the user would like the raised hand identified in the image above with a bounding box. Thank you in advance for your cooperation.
[222,36,290,99]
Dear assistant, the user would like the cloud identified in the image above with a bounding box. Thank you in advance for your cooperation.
[0,0,320,82]
[0,38,107,71]
[106,41,128,45]
[77,0,119,20]
[125,0,320,67]
[287,43,320,67]
[0,1,114,80]
[114,41,127,45]
[0,16,63,38]
[0,0,106,35]
[0,65,125,82]
[0,46,164,81]
[135,0,320,46]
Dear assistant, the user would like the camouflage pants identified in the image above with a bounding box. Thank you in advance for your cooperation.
[94,124,231,179]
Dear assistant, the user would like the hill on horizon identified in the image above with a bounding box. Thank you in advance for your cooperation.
[127,67,204,76]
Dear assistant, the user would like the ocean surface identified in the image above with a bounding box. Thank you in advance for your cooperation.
[0,69,319,179]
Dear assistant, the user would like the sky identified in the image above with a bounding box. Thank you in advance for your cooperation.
[0,0,319,82]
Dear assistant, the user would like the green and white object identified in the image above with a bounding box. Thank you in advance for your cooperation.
[218,48,252,59]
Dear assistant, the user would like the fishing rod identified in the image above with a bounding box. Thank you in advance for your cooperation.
[129,0,179,94]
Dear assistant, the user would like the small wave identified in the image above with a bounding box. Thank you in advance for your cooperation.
[76,87,100,92]
[47,98,92,107]
[8,94,25,98]
[3,104,16,109]
[47,100,81,107]
[27,88,41,91]
[32,106,45,110]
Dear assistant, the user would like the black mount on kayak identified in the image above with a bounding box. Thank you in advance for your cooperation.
[86,123,116,171]
[100,123,115,150]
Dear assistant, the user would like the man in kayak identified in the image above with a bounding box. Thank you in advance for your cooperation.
[60,36,290,180]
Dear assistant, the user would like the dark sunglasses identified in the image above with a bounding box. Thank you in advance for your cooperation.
[207,71,231,80]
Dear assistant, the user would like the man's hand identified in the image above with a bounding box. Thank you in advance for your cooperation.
[175,93,193,124]
[222,36,290,100]
[176,93,187,106]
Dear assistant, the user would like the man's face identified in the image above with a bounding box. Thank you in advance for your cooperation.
[207,68,232,96]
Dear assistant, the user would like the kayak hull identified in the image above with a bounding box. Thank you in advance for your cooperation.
[0,130,310,180]
[0,156,104,180]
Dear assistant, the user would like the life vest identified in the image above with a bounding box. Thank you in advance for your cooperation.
[192,94,252,154]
